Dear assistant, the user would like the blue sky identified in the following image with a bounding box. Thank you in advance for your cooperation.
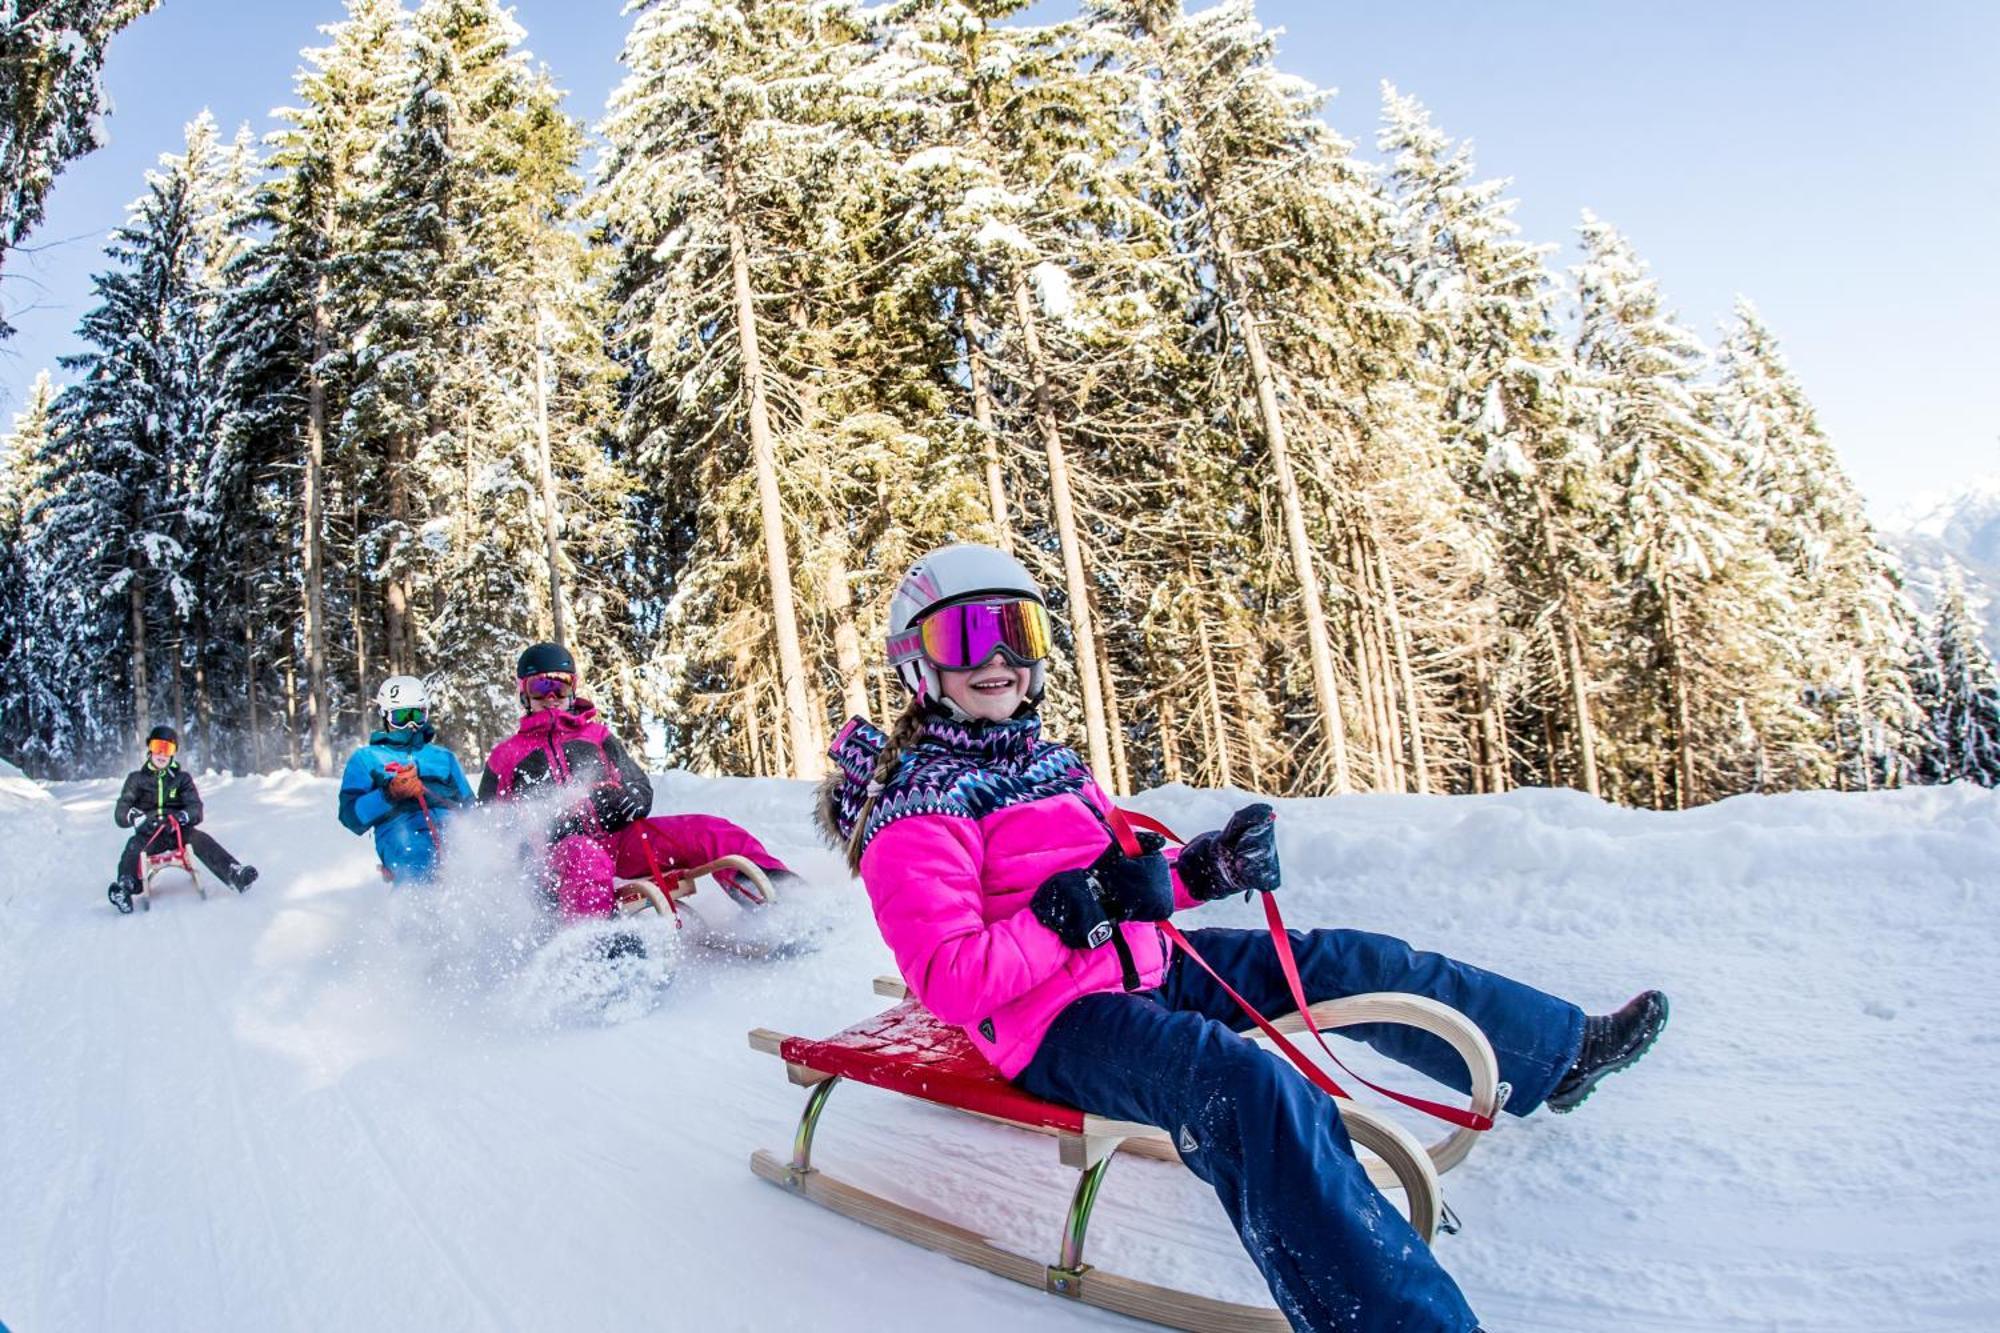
[3,0,1994,515]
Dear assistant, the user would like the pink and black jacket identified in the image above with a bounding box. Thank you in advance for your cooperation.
[820,712,1202,1076]
[477,701,651,837]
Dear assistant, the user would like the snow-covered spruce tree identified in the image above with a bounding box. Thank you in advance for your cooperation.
[339,0,634,745]
[1574,213,1798,807]
[221,0,413,772]
[0,0,158,340]
[1093,0,1485,796]
[847,0,1185,787]
[0,372,62,769]
[336,0,604,736]
[1086,0,1355,792]
[1910,571,2000,786]
[602,0,902,778]
[24,120,232,767]
[1710,297,1920,789]
[1379,85,1610,796]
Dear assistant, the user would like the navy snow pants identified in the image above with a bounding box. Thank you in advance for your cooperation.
[1015,926,1586,1333]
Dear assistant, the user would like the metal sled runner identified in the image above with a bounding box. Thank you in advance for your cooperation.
[749,979,1501,1333]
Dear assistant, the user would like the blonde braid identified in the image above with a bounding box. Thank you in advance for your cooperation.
[844,699,930,874]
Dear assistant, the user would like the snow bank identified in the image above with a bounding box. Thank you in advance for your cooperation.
[1,772,1995,1331]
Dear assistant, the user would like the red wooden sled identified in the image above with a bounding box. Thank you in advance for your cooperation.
[134,825,204,911]
[750,979,1498,1332]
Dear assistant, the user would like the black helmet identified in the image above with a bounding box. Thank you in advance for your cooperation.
[516,642,575,680]
[147,724,179,746]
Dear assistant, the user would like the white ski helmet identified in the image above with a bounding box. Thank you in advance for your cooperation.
[373,675,431,725]
[886,543,1048,711]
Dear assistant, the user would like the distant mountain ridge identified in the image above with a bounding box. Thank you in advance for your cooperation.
[1878,474,2000,652]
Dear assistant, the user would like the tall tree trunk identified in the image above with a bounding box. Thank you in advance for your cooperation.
[350,494,369,693]
[1661,578,1693,809]
[1197,611,1233,788]
[385,432,413,675]
[303,275,333,775]
[193,608,211,761]
[1159,693,1183,785]
[1210,223,1352,792]
[1848,657,1874,793]
[1371,534,1431,794]
[1472,646,1507,794]
[531,301,568,643]
[965,295,1013,552]
[723,153,820,779]
[170,643,186,741]
[1127,8,1351,791]
[826,543,868,722]
[744,685,766,778]
[127,569,149,751]
[1531,480,1600,796]
[244,573,262,773]
[283,655,300,769]
[1347,528,1399,789]
[1097,640,1130,796]
[1010,275,1113,782]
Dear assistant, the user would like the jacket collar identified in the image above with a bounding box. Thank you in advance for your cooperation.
[516,699,599,738]
[906,712,1046,768]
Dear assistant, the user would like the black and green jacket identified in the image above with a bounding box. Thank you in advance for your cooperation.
[114,761,204,828]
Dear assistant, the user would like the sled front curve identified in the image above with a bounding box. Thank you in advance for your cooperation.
[614,854,776,917]
[749,987,1444,1332]
[137,850,203,910]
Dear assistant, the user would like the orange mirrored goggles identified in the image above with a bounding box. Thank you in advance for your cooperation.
[147,739,177,758]
[521,671,576,698]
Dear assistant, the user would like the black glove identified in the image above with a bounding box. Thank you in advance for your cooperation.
[1030,868,1114,950]
[588,782,649,828]
[135,814,158,834]
[1178,803,1281,901]
[1030,836,1175,949]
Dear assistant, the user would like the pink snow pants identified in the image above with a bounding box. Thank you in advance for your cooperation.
[546,814,789,920]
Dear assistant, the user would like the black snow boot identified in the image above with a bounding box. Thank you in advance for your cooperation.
[108,879,137,914]
[595,930,646,962]
[229,864,259,892]
[1546,990,1669,1113]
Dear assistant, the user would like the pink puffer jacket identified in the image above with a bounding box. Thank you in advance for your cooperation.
[821,713,1201,1076]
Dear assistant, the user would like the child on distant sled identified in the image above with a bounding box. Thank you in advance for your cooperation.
[817,544,1671,1333]
[338,675,475,883]
[477,643,794,945]
[108,726,258,913]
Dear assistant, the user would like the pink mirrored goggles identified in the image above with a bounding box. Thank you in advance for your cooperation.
[889,597,1052,671]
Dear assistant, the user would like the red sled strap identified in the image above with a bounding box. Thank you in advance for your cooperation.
[1109,806,1493,1133]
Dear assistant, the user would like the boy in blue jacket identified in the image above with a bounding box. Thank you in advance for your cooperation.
[338,676,474,883]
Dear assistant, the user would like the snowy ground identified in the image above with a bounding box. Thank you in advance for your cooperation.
[3,765,1997,1332]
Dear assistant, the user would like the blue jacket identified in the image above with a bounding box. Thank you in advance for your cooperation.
[338,725,474,839]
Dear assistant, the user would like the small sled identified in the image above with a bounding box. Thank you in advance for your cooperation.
[134,833,205,912]
[614,854,778,918]
[749,982,1498,1333]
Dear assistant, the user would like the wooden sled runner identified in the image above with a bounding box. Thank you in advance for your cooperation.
[750,982,1501,1333]
[613,854,777,917]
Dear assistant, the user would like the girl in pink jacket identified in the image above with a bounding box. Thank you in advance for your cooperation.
[819,544,1668,1333]
[480,642,792,929]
